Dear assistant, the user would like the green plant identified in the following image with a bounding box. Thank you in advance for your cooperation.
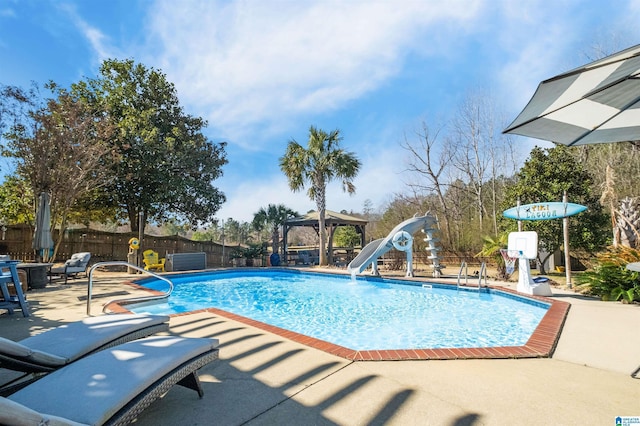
[476,233,510,281]
[242,244,267,259]
[229,248,245,260]
[575,246,640,302]
[334,225,361,247]
[229,244,267,266]
[611,286,638,303]
[252,204,298,256]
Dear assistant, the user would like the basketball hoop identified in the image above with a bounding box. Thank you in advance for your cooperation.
[500,249,521,275]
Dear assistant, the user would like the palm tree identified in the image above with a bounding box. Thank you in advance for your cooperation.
[477,232,510,280]
[279,126,361,265]
[252,204,298,257]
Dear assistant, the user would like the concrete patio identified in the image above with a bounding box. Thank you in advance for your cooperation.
[1,270,638,425]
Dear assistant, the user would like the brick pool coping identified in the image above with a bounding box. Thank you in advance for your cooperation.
[120,279,570,361]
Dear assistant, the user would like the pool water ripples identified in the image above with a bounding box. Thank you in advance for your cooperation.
[131,271,548,351]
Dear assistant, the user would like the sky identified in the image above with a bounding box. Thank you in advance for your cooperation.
[1,0,640,223]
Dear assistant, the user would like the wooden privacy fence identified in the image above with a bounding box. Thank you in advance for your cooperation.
[0,224,240,268]
[1,224,504,271]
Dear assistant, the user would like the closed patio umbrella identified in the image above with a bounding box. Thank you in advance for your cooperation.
[32,192,54,262]
[503,43,640,146]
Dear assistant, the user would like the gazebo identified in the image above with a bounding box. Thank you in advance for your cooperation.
[283,210,368,265]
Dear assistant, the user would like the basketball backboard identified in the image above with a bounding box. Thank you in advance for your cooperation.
[507,231,538,259]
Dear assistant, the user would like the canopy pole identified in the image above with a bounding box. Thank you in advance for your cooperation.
[221,220,225,267]
[517,198,522,232]
[563,192,572,288]
[138,211,144,269]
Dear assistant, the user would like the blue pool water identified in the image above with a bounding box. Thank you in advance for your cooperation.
[128,270,549,351]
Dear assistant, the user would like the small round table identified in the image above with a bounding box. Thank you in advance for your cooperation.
[17,263,53,289]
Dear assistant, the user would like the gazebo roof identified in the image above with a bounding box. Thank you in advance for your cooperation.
[285,210,367,227]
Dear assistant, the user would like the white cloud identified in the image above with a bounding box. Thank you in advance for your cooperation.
[70,0,640,225]
[493,2,582,114]
[59,3,120,65]
[144,0,483,148]
[215,176,311,222]
[0,7,16,18]
[216,142,406,222]
[494,1,640,117]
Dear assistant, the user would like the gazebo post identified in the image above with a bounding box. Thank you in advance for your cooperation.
[283,224,289,266]
[328,224,337,265]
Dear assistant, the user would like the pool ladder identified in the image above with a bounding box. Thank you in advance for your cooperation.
[457,261,487,291]
[86,261,174,316]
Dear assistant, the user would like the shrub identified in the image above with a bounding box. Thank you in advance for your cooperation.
[476,233,510,281]
[575,246,640,302]
[230,244,267,259]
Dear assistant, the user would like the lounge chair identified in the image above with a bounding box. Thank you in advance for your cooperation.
[0,313,169,393]
[50,252,91,284]
[142,250,165,272]
[1,335,219,426]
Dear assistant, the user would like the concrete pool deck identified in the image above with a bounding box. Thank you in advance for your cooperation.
[1,269,639,425]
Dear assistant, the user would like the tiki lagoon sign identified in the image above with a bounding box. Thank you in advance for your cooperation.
[503,202,587,221]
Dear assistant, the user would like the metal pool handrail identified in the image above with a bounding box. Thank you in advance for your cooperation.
[457,261,487,291]
[457,261,468,288]
[86,261,173,316]
[478,262,488,289]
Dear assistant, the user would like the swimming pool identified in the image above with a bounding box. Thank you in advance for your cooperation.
[127,269,557,357]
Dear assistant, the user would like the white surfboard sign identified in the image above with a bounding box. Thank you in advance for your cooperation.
[503,202,587,221]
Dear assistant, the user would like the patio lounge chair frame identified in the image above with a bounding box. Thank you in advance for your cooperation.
[50,252,92,284]
[101,344,217,426]
[0,314,169,395]
[2,335,220,426]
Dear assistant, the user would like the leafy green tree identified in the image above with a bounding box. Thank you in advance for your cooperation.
[161,219,192,237]
[72,59,227,232]
[252,204,298,256]
[1,83,115,259]
[333,226,361,248]
[221,218,253,244]
[502,146,609,272]
[191,228,216,241]
[0,175,33,225]
[226,219,240,243]
[279,126,361,265]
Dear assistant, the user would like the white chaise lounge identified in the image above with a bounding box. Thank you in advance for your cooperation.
[0,335,220,426]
